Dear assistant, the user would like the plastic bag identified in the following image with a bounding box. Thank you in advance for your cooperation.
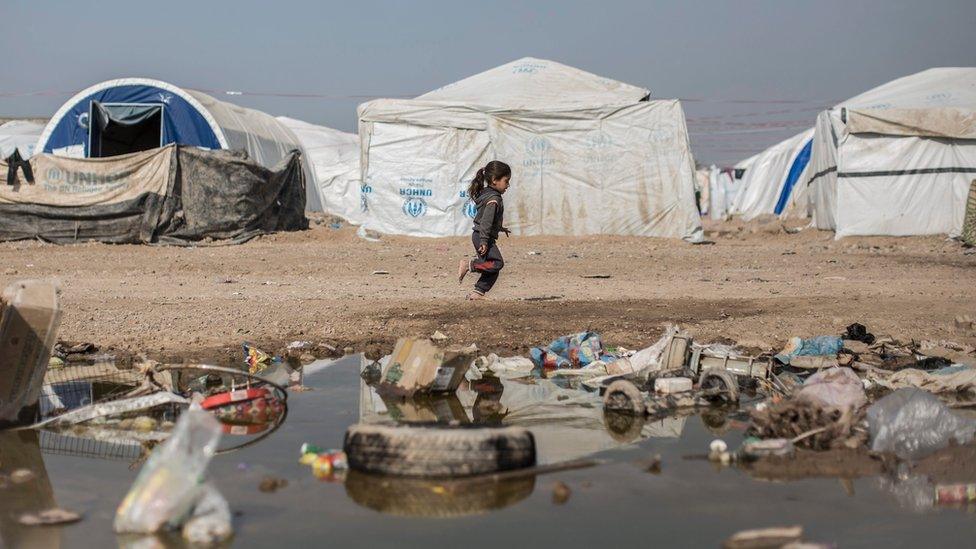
[797,367,866,411]
[114,406,222,533]
[866,388,976,460]
[182,483,232,545]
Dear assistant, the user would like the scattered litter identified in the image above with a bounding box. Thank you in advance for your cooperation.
[580,274,612,279]
[775,335,843,365]
[796,367,867,411]
[654,377,692,395]
[843,323,876,345]
[0,279,61,423]
[475,354,535,378]
[749,399,865,451]
[18,508,82,526]
[371,270,390,275]
[527,251,542,256]
[738,438,795,461]
[431,330,448,342]
[182,483,233,546]
[867,388,976,460]
[11,468,36,484]
[378,337,475,396]
[356,225,382,242]
[243,342,281,375]
[870,366,976,395]
[936,483,976,504]
[552,481,571,505]
[723,525,803,549]
[530,331,616,373]
[259,476,289,493]
[113,407,225,535]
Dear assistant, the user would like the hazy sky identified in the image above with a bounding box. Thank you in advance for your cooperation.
[2,0,974,165]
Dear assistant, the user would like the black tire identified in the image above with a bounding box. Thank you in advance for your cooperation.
[700,369,740,403]
[343,423,536,477]
[603,380,647,416]
[344,470,535,517]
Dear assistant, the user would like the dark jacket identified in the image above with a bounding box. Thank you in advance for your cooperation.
[473,187,504,245]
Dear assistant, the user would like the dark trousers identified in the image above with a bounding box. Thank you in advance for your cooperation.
[471,232,504,294]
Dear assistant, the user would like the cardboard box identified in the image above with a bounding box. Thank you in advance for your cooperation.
[0,280,62,424]
[378,338,475,397]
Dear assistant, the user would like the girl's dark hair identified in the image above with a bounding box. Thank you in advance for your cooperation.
[468,161,511,199]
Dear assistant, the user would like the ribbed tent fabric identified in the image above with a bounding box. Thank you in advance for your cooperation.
[0,121,45,158]
[357,57,702,240]
[277,116,362,224]
[807,67,976,237]
[730,128,815,220]
[35,78,320,211]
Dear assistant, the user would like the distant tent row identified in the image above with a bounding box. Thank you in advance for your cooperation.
[730,128,814,220]
[807,67,976,238]
[733,67,976,237]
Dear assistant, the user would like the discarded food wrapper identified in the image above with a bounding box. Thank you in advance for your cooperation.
[243,342,281,375]
[936,483,976,505]
[378,337,475,396]
[739,438,796,460]
[299,443,348,481]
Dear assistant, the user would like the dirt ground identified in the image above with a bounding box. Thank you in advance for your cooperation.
[0,215,973,364]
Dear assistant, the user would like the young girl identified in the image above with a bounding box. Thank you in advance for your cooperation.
[458,161,511,300]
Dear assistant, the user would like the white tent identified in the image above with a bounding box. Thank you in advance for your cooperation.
[357,57,702,240]
[277,117,362,223]
[0,120,44,158]
[807,68,976,238]
[730,128,815,220]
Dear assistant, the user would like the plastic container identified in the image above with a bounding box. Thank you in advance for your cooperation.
[654,377,692,394]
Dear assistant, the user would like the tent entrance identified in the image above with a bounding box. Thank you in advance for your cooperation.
[88,101,163,158]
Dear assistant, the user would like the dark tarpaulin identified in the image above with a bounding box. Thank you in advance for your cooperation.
[0,144,307,245]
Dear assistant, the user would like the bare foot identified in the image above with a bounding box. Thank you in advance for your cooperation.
[466,291,486,300]
[457,259,470,284]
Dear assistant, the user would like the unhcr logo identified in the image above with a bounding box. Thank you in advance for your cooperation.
[463,200,477,218]
[399,188,432,197]
[402,197,427,218]
[512,61,547,74]
[585,131,613,149]
[525,136,551,155]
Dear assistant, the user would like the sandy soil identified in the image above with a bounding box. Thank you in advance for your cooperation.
[0,215,973,364]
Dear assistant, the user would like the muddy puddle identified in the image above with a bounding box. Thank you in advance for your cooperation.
[3,354,976,547]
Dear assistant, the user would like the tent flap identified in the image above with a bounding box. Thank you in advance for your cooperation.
[845,107,976,139]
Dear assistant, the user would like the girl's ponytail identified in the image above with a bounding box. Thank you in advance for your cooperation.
[468,167,486,200]
[468,161,511,200]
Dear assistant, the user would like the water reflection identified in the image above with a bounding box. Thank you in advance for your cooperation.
[344,471,535,518]
[360,374,690,466]
[0,430,63,548]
